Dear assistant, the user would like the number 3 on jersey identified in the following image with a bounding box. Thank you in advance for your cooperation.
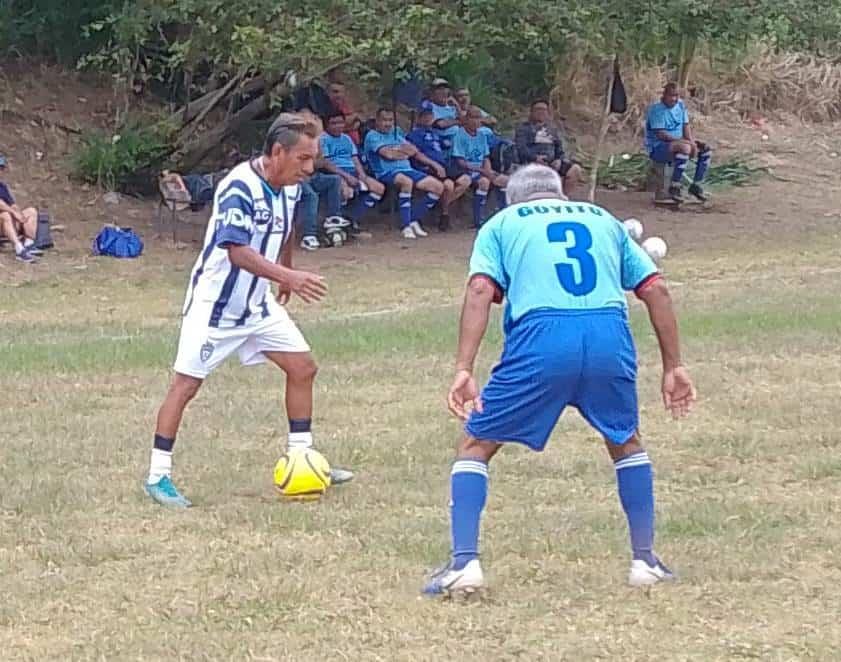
[546,222,597,296]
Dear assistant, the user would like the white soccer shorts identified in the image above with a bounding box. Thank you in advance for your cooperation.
[173,300,310,379]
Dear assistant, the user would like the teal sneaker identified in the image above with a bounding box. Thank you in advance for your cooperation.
[144,475,192,508]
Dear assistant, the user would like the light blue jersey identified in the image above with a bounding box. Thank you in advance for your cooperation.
[320,133,357,173]
[469,199,657,326]
[420,99,460,146]
[363,128,411,178]
[645,100,688,153]
[452,127,490,168]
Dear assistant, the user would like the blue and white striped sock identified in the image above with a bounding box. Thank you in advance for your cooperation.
[672,152,689,184]
[450,458,488,569]
[398,192,412,227]
[614,451,657,566]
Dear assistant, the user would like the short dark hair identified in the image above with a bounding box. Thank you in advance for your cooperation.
[417,108,434,117]
[663,82,679,94]
[263,113,320,156]
[531,99,550,109]
[324,110,346,122]
[376,107,394,117]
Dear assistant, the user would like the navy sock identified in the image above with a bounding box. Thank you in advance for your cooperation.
[348,192,369,221]
[153,433,175,452]
[694,149,711,183]
[496,187,507,209]
[288,418,311,433]
[672,153,689,184]
[450,459,488,569]
[615,451,657,566]
[472,190,488,227]
[399,192,412,227]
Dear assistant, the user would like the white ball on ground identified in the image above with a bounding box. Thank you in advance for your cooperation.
[623,218,644,241]
[642,236,668,262]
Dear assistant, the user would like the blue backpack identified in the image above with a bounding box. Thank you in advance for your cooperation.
[92,226,144,258]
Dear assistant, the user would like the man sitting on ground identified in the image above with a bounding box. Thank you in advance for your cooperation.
[645,82,711,203]
[515,100,582,197]
[406,108,471,231]
[452,106,509,229]
[363,108,445,240]
[0,156,41,263]
[319,111,384,235]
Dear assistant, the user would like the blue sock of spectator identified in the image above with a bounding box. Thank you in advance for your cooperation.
[496,187,507,209]
[411,192,439,223]
[472,190,488,227]
[694,148,711,183]
[399,192,412,228]
[348,193,369,222]
[364,191,382,209]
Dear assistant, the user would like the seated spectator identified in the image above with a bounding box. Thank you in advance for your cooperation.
[0,156,41,262]
[645,82,711,203]
[327,81,362,146]
[406,108,471,231]
[419,78,461,153]
[453,87,516,174]
[363,108,445,239]
[297,169,347,251]
[318,111,384,233]
[159,168,230,211]
[452,106,509,228]
[515,100,582,196]
[453,87,497,132]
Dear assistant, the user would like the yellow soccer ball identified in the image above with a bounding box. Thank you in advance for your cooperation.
[273,448,332,500]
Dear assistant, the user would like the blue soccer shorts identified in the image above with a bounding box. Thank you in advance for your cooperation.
[379,168,429,185]
[465,309,639,450]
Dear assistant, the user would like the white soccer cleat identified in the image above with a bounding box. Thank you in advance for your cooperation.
[409,221,428,237]
[401,225,417,239]
[628,558,675,587]
[422,559,484,597]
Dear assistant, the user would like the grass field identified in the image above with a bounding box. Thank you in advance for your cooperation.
[3,234,841,661]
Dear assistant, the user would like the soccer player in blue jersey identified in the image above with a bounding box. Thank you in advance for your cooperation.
[363,108,446,240]
[423,164,697,595]
[145,113,353,508]
[452,106,509,228]
[419,78,461,152]
[319,111,385,233]
[646,83,712,203]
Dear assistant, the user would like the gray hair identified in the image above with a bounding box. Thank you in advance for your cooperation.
[263,112,321,155]
[505,164,566,204]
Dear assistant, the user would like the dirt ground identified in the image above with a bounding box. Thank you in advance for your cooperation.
[2,64,840,283]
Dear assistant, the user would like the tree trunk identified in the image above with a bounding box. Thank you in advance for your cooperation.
[587,56,617,203]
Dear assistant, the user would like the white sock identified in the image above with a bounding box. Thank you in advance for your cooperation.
[148,449,172,483]
[287,431,313,451]
[23,238,34,248]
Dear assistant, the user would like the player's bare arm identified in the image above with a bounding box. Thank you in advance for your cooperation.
[378,146,410,161]
[227,244,326,304]
[276,229,294,305]
[636,276,696,418]
[413,151,446,178]
[449,275,498,420]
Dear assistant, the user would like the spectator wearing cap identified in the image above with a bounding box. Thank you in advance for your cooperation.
[0,156,41,262]
[419,78,461,154]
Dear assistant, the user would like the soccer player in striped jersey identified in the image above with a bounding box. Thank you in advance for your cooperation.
[145,113,353,508]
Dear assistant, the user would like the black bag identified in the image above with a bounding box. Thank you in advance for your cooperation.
[609,60,627,114]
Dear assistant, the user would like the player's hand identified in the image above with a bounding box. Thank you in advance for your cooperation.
[447,369,482,421]
[662,366,696,419]
[276,287,291,306]
[433,164,446,179]
[343,174,359,188]
[284,269,327,304]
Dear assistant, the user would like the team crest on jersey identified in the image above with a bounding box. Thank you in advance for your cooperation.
[253,198,272,225]
[200,341,215,362]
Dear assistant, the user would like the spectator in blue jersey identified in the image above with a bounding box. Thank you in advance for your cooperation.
[318,111,384,235]
[454,87,516,175]
[406,108,471,231]
[0,156,41,263]
[363,108,446,240]
[452,106,509,228]
[421,163,696,597]
[645,82,712,203]
[515,100,582,197]
[419,78,461,152]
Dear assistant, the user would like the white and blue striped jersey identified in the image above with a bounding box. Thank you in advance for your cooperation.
[182,160,299,328]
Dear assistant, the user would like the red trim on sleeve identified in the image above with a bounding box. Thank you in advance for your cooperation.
[469,273,504,304]
[634,273,662,298]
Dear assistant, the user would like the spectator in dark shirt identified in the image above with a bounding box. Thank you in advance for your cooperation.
[0,156,40,262]
[515,100,582,197]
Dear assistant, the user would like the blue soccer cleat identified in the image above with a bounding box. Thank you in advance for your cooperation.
[422,559,484,597]
[628,558,675,586]
[144,475,192,508]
